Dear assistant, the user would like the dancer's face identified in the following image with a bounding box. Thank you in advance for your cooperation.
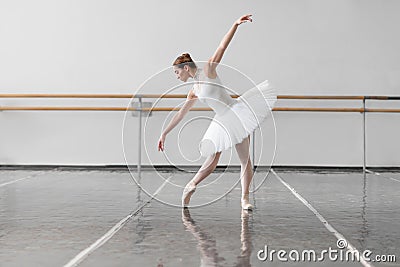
[173,65,190,82]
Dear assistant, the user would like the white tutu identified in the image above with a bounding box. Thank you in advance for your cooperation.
[198,80,277,157]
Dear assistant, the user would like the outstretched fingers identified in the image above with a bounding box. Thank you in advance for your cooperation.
[158,139,164,151]
[238,14,253,24]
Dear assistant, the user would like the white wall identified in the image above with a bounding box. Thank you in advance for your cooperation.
[1,0,399,167]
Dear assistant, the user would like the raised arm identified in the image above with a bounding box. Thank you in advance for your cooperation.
[158,90,198,151]
[206,14,253,76]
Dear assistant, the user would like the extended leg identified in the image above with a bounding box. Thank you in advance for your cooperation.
[182,152,221,207]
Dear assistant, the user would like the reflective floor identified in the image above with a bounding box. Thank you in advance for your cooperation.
[0,168,399,266]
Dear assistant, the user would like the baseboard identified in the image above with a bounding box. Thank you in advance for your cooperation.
[0,164,399,172]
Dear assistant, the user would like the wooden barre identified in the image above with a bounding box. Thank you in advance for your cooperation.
[277,95,365,100]
[0,93,398,100]
[1,106,400,113]
[0,106,211,111]
[0,93,234,99]
[0,94,392,100]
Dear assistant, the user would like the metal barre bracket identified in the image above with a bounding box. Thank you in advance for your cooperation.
[131,98,153,117]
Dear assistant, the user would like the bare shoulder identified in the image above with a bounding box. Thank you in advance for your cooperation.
[203,62,218,79]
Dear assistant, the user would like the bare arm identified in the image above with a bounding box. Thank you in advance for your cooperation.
[206,14,253,76]
[158,90,198,151]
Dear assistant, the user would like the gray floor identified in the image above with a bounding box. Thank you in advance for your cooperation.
[0,169,399,267]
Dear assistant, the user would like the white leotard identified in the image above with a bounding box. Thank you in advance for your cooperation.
[192,69,236,115]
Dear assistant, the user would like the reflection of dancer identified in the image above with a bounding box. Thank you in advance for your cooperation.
[181,209,253,267]
[158,14,277,209]
[234,210,252,267]
[182,209,226,266]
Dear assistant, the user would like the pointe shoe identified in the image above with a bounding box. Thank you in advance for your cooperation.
[241,194,253,210]
[182,181,196,208]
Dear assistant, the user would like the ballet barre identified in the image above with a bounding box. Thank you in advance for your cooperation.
[1,94,400,173]
[0,106,399,113]
[1,93,400,100]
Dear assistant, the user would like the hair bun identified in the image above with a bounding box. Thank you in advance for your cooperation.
[173,53,196,68]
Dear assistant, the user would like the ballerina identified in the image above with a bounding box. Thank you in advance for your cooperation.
[158,14,277,210]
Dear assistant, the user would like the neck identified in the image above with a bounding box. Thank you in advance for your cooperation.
[189,67,198,79]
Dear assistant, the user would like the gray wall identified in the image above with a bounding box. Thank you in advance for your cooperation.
[1,0,399,167]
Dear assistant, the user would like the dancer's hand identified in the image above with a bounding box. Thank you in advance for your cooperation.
[158,133,166,151]
[235,14,253,26]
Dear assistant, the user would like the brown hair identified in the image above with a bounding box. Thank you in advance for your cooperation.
[172,53,197,69]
